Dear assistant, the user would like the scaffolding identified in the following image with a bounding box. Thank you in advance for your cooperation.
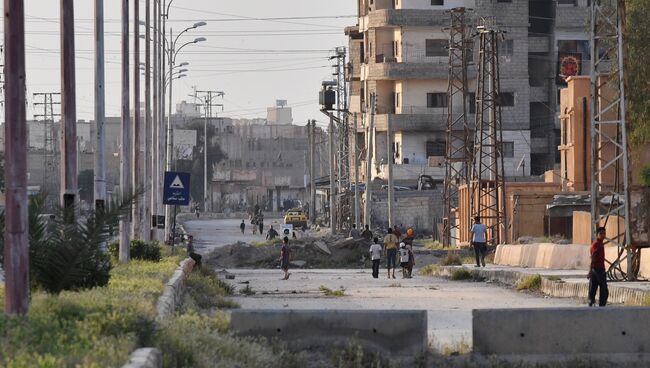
[589,0,634,281]
[469,18,507,246]
[443,7,472,247]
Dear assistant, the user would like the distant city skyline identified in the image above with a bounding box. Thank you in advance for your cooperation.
[1,0,355,127]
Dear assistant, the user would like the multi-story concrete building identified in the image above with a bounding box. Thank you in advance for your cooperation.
[347,0,590,185]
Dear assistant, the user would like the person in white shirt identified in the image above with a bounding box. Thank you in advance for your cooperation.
[369,237,383,279]
[470,216,488,267]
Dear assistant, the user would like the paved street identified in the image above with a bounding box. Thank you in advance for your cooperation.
[183,217,284,253]
[191,219,581,350]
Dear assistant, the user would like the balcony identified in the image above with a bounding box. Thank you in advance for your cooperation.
[371,108,475,132]
[360,9,448,30]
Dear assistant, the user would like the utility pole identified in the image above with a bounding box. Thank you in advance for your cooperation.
[132,0,141,239]
[151,0,159,240]
[310,120,316,225]
[196,90,225,213]
[119,0,131,263]
[353,113,360,229]
[4,0,29,315]
[470,18,506,246]
[443,7,471,247]
[60,0,78,214]
[386,109,394,229]
[143,0,151,241]
[329,113,336,233]
[164,25,172,241]
[364,93,375,228]
[94,0,106,213]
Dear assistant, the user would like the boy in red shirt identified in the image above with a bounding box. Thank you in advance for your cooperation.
[588,227,609,307]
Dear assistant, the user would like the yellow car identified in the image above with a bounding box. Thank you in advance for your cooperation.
[284,209,308,228]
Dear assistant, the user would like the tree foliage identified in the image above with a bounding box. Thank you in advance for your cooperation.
[0,193,134,294]
[626,0,650,146]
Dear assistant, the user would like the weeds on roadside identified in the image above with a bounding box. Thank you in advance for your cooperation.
[319,285,346,297]
[388,283,402,288]
[185,267,239,309]
[547,275,562,282]
[440,251,462,266]
[419,264,440,276]
[450,269,472,281]
[240,284,256,296]
[516,274,542,291]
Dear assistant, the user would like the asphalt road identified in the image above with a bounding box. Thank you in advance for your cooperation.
[183,217,284,253]
[227,268,581,351]
[187,218,582,351]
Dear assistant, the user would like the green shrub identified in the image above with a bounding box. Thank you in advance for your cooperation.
[109,240,162,262]
[516,274,542,291]
[184,267,239,310]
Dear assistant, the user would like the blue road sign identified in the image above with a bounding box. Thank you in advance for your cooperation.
[163,171,191,206]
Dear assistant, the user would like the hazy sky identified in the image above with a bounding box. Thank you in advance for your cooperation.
[7,0,356,127]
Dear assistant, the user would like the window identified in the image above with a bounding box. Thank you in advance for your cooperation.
[394,41,399,57]
[498,92,515,107]
[502,142,514,158]
[425,39,447,57]
[468,93,476,114]
[431,0,444,5]
[497,0,512,2]
[394,92,400,108]
[557,0,576,5]
[426,141,446,157]
[499,39,514,57]
[427,93,448,108]
[360,42,365,63]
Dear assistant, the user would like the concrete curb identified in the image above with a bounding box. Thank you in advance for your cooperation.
[155,257,196,320]
[434,266,650,305]
[121,348,162,368]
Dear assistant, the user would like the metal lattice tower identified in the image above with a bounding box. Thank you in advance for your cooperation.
[470,18,507,246]
[589,0,633,280]
[333,46,352,231]
[33,92,61,202]
[443,7,472,248]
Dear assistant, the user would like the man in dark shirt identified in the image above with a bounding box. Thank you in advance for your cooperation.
[266,225,279,240]
[361,225,373,240]
[588,227,609,307]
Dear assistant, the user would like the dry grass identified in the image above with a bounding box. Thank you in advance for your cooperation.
[319,285,346,297]
[516,274,542,291]
[440,251,462,266]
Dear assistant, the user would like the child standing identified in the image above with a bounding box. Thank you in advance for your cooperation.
[369,237,382,279]
[399,242,410,278]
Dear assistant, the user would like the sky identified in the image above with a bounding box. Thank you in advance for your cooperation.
[6,0,356,127]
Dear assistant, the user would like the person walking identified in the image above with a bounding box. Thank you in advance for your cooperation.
[240,220,246,234]
[588,227,609,307]
[349,224,361,238]
[393,225,402,242]
[369,237,382,279]
[266,225,279,240]
[361,225,373,241]
[258,221,264,236]
[470,216,488,267]
[406,242,415,278]
[383,228,399,279]
[280,236,291,280]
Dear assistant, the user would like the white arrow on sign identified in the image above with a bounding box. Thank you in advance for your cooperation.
[170,175,185,189]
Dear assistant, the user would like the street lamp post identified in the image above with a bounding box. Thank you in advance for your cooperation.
[163,29,205,240]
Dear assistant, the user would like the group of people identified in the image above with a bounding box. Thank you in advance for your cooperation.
[364,225,416,279]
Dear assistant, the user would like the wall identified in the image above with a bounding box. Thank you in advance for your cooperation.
[368,190,441,232]
[397,0,475,10]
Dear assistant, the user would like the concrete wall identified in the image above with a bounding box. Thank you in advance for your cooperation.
[368,190,441,232]
[230,309,427,358]
[473,307,650,359]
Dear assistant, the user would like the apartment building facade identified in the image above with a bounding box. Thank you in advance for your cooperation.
[347,0,590,185]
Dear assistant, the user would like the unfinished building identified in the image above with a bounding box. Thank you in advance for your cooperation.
[346,0,592,187]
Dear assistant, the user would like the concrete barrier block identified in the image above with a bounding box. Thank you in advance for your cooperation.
[473,307,650,358]
[230,309,427,357]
